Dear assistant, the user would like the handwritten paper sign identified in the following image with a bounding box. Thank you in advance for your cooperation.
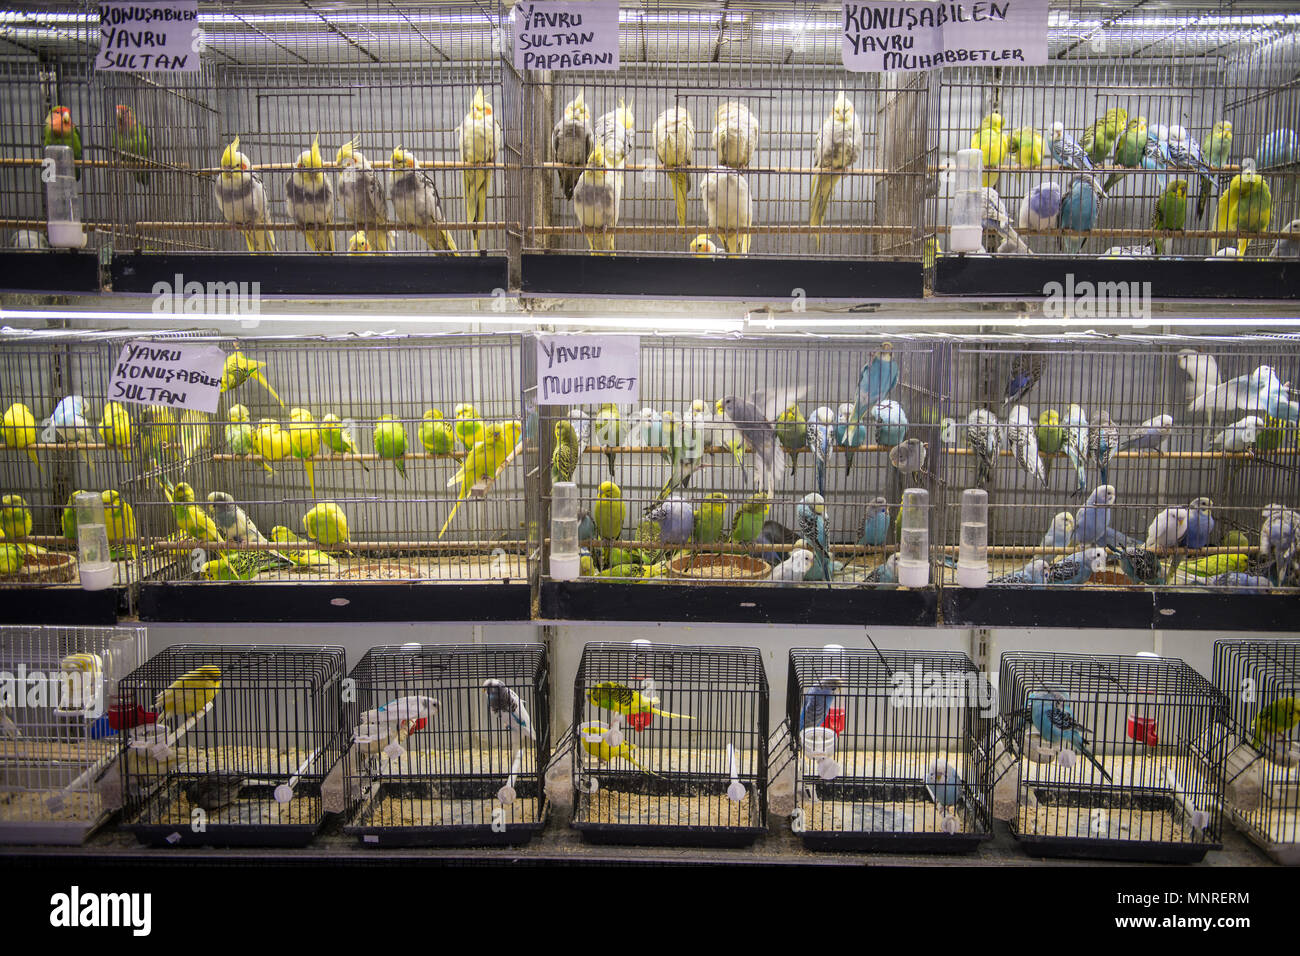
[842,0,1048,72]
[97,1,201,72]
[536,334,639,405]
[512,0,620,71]
[108,340,225,412]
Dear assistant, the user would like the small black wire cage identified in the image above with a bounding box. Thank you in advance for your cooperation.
[0,624,145,844]
[999,650,1230,862]
[118,642,346,847]
[571,641,767,847]
[787,645,994,852]
[342,643,549,847]
[1213,637,1300,864]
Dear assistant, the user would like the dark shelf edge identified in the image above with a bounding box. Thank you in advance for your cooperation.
[0,587,123,625]
[0,250,101,293]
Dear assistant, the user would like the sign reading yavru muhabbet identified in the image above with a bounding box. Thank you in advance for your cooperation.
[842,0,1048,72]
[536,334,639,405]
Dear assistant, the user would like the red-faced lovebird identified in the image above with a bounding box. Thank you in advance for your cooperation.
[1027,689,1113,782]
[800,675,845,732]
[482,678,535,739]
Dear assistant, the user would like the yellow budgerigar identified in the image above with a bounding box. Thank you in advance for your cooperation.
[270,526,339,572]
[1213,163,1272,256]
[971,112,1011,187]
[1,402,42,473]
[101,489,136,556]
[580,724,659,775]
[458,87,502,252]
[154,665,222,721]
[288,407,320,497]
[453,403,485,450]
[438,423,509,539]
[221,351,282,406]
[98,401,132,462]
[0,494,33,540]
[251,418,291,474]
[166,481,222,543]
[303,502,350,547]
[587,680,694,719]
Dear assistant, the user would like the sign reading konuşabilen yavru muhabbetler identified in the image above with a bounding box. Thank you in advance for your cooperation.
[842,0,1048,72]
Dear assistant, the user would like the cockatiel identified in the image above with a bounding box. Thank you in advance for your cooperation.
[552,91,594,201]
[712,101,759,169]
[653,106,695,230]
[113,104,150,187]
[573,142,621,253]
[214,136,276,253]
[701,168,752,255]
[809,91,862,248]
[285,135,334,252]
[593,98,635,169]
[43,106,81,180]
[458,86,503,251]
[335,138,389,252]
[389,146,458,254]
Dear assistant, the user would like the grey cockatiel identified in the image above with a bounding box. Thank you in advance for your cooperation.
[389,146,458,254]
[214,136,275,252]
[552,91,594,201]
[335,138,390,252]
[712,101,759,169]
[284,135,334,253]
[573,142,621,253]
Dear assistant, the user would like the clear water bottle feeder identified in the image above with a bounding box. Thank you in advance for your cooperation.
[549,480,579,580]
[949,148,983,253]
[44,145,87,249]
[898,487,930,588]
[956,488,989,588]
[74,491,113,590]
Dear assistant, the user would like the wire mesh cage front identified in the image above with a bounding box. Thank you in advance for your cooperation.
[540,334,946,591]
[522,0,927,260]
[342,642,548,846]
[1213,638,1300,862]
[999,650,1229,862]
[940,334,1300,592]
[571,641,767,846]
[133,333,527,590]
[932,0,1300,262]
[0,623,145,844]
[788,645,993,851]
[118,642,345,847]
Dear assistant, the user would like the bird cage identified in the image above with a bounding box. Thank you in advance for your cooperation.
[787,645,993,852]
[1213,638,1300,864]
[0,328,159,617]
[537,333,947,623]
[118,642,346,847]
[0,624,145,843]
[999,650,1229,862]
[571,641,767,846]
[342,643,548,846]
[132,332,530,621]
[519,0,927,298]
[939,333,1300,622]
[931,0,1300,296]
[0,2,106,286]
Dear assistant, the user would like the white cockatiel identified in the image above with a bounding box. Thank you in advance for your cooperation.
[335,138,390,252]
[701,168,752,255]
[389,146,458,254]
[573,142,621,253]
[458,86,503,251]
[712,101,759,169]
[654,106,696,229]
[552,91,594,202]
[214,136,275,252]
[285,135,334,253]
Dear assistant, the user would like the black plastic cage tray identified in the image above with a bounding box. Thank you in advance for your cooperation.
[344,778,546,848]
[123,779,325,848]
[797,779,990,854]
[571,770,765,848]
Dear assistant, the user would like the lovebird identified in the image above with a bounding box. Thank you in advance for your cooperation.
[809,90,861,247]
[389,146,458,253]
[588,681,693,719]
[336,138,390,252]
[43,106,81,180]
[729,491,770,544]
[971,112,1010,187]
[1151,179,1188,253]
[155,665,222,721]
[285,135,334,253]
[2,402,42,472]
[372,416,408,480]
[1213,164,1272,256]
[320,413,368,471]
[551,418,580,485]
[859,496,890,547]
[482,679,535,739]
[303,501,349,547]
[1027,689,1112,781]
[1102,116,1148,192]
[712,100,759,169]
[215,136,276,252]
[573,142,621,253]
[113,104,150,187]
[966,408,1000,488]
[553,91,594,202]
[653,106,695,229]
[287,408,320,496]
[438,422,510,538]
[701,167,752,256]
[1049,121,1093,174]
[800,676,845,732]
[1250,697,1300,751]
[459,86,502,251]
[581,725,658,775]
[221,351,282,405]
[98,401,132,463]
[1082,108,1127,165]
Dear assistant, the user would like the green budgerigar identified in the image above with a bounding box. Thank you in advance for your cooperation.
[775,404,808,476]
[1250,697,1300,751]
[372,416,408,480]
[1102,116,1148,193]
[692,492,729,546]
[1200,120,1233,219]
[588,681,694,719]
[43,106,81,180]
[551,419,580,485]
[1151,179,1188,254]
[729,491,770,544]
[1081,108,1128,165]
[419,409,455,457]
[320,413,368,472]
[1,494,33,540]
[113,104,150,187]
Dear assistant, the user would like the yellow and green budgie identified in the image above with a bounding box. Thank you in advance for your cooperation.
[971,112,1011,187]
[373,416,408,480]
[1,402,42,473]
[419,409,455,456]
[438,422,510,539]
[587,680,694,719]
[0,494,32,540]
[693,492,729,546]
[220,351,282,406]
[1250,697,1300,751]
[1213,165,1271,256]
[302,502,349,548]
[97,401,133,463]
[288,407,321,496]
[320,413,368,472]
[580,724,659,775]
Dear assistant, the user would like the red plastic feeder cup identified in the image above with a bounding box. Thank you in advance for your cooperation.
[109,702,157,731]
[1127,713,1158,746]
[822,708,846,734]
[626,711,654,732]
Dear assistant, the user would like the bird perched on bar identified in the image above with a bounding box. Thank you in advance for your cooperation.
[288,408,320,497]
[1002,352,1045,409]
[701,167,752,255]
[1009,126,1044,169]
[389,146,457,254]
[654,106,695,229]
[971,112,1010,187]
[1044,547,1106,585]
[1119,413,1173,454]
[1082,108,1128,165]
[483,679,535,739]
[1039,512,1075,557]
[1018,180,1063,232]
[800,676,844,732]
[155,665,222,721]
[164,480,221,543]
[553,91,594,202]
[859,497,890,548]
[1165,125,1215,222]
[43,105,81,180]
[693,492,729,546]
[717,387,803,496]
[303,501,350,548]
[206,492,268,548]
[1073,484,1117,548]
[250,419,290,477]
[1063,403,1090,499]
[269,526,338,573]
[806,406,835,499]
[854,345,899,437]
[2,402,42,473]
[1151,179,1188,254]
[1102,116,1148,193]
[588,681,693,720]
[1007,405,1046,487]
[112,104,150,187]
[0,494,32,542]
[439,422,511,539]
[320,413,368,471]
[712,101,759,169]
[98,401,132,464]
[1213,162,1272,257]
[573,142,621,254]
[372,415,408,480]
[730,491,771,546]
[285,135,334,252]
[459,86,502,251]
[1026,689,1113,782]
[1059,174,1104,252]
[966,408,1000,489]
[46,395,96,472]
[335,138,389,252]
[551,418,580,485]
[594,98,636,168]
[1049,121,1094,175]
[836,402,869,476]
[1088,409,1119,487]
[889,437,928,486]
[809,90,861,248]
[215,136,275,253]
[797,492,833,585]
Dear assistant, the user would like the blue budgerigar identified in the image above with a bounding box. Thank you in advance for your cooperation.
[1044,547,1107,585]
[868,399,909,448]
[1027,690,1112,781]
[1049,121,1094,173]
[993,558,1048,585]
[806,406,835,499]
[1039,511,1076,556]
[1119,414,1173,454]
[800,675,845,732]
[1182,497,1215,550]
[1059,174,1103,252]
[797,492,833,586]
[923,757,964,808]
[47,394,97,473]
[1002,353,1046,409]
[854,346,900,421]
[482,679,535,739]
[1073,484,1117,547]
[1087,409,1119,487]
[864,552,899,585]
[644,495,695,548]
[859,496,890,548]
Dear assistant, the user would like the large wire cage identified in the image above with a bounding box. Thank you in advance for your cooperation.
[999,650,1230,862]
[932,0,1300,262]
[1213,638,1300,863]
[940,333,1300,592]
[521,0,928,260]
[342,642,548,846]
[787,645,993,852]
[118,642,346,847]
[0,329,162,600]
[538,334,947,591]
[132,332,528,591]
[571,641,767,846]
[0,624,145,844]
